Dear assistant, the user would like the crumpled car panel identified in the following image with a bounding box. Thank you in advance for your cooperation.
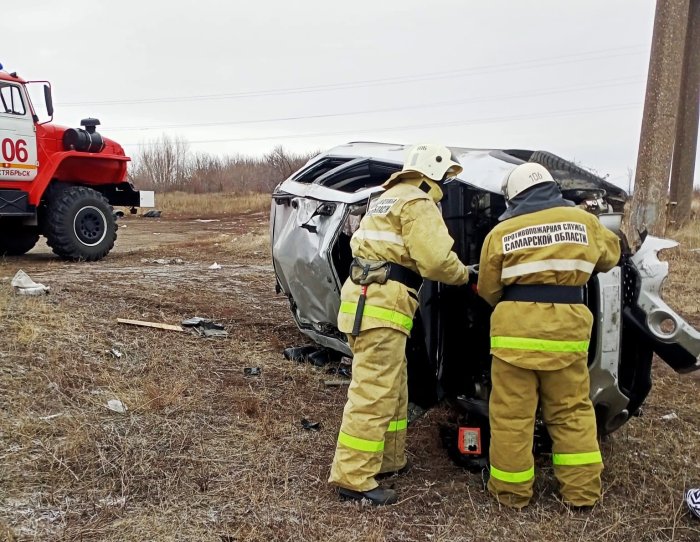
[628,236,700,373]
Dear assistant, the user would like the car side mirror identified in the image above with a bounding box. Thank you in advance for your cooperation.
[44,84,54,118]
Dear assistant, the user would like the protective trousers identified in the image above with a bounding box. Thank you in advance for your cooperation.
[488,356,603,508]
[329,327,408,491]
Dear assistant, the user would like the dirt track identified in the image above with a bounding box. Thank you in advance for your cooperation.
[1,213,700,541]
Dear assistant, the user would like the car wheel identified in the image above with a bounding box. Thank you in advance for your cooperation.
[45,186,117,261]
[529,150,603,184]
[0,225,40,256]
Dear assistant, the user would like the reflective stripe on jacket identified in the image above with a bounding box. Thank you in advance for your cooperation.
[337,173,469,336]
[477,206,620,370]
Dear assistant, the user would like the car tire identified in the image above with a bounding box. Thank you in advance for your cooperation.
[45,186,116,261]
[0,225,40,256]
[528,150,603,183]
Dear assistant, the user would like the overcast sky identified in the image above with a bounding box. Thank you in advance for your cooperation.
[4,0,699,188]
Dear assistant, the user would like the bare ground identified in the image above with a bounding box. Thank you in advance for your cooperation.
[1,212,699,542]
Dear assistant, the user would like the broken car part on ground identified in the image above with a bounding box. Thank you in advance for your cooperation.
[270,141,700,468]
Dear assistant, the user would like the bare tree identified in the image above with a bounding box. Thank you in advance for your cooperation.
[130,134,191,189]
[265,145,298,182]
[128,138,316,194]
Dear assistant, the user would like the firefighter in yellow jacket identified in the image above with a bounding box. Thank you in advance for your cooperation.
[477,162,621,508]
[329,144,470,505]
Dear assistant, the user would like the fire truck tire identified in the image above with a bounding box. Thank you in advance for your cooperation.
[45,186,117,261]
[0,226,40,256]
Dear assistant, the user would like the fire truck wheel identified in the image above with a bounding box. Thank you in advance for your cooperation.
[0,225,40,256]
[45,186,117,261]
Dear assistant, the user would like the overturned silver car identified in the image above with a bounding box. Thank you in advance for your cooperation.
[270,142,700,465]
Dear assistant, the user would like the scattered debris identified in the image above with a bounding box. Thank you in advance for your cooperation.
[244,367,261,377]
[283,345,318,363]
[143,209,162,218]
[208,262,222,270]
[324,364,352,386]
[141,257,185,265]
[182,317,218,327]
[324,380,350,387]
[327,366,352,379]
[199,328,228,338]
[106,399,127,414]
[38,413,64,421]
[11,270,50,296]
[301,418,321,431]
[407,402,428,424]
[181,317,228,338]
[282,345,342,366]
[308,349,340,367]
[114,210,125,219]
[687,488,700,519]
[661,412,679,421]
[195,219,220,223]
[98,495,127,507]
[117,318,184,332]
[108,348,123,359]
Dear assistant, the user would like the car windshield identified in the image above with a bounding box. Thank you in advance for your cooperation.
[314,159,400,192]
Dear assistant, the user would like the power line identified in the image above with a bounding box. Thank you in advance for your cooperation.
[58,45,647,107]
[106,76,643,132]
[120,101,642,147]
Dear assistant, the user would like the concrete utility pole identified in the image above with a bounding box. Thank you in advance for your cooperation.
[628,0,690,239]
[669,0,700,226]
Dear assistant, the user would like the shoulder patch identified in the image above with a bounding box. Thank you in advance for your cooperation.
[502,221,589,253]
[366,197,399,216]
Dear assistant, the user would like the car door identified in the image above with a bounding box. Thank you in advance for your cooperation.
[0,82,38,182]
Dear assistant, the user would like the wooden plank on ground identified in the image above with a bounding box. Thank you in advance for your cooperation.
[117,318,184,332]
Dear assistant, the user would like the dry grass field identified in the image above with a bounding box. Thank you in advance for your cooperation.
[1,196,699,541]
[154,192,271,217]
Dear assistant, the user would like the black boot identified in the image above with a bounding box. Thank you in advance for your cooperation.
[338,486,398,506]
[376,460,412,480]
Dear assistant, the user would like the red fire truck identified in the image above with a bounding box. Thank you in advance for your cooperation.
[0,64,153,260]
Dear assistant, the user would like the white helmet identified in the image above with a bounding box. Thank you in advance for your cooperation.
[403,143,463,181]
[502,162,556,201]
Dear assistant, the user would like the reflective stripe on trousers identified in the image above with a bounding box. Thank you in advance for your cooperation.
[337,418,408,453]
[491,336,589,353]
[339,301,414,332]
[388,419,407,432]
[490,465,535,484]
[553,451,602,466]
